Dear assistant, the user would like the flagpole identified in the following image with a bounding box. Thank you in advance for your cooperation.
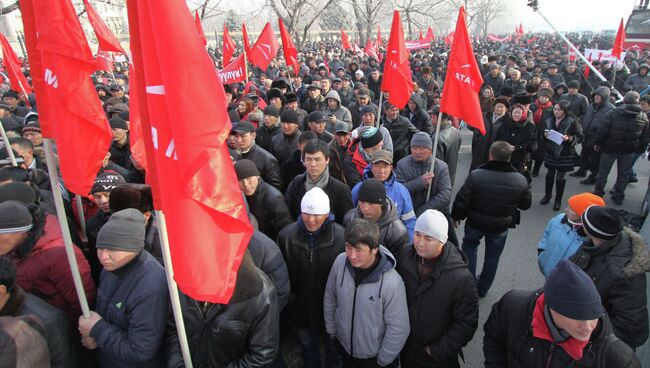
[75,195,88,243]
[243,47,249,83]
[426,111,443,202]
[43,138,91,319]
[375,92,383,129]
[0,122,17,166]
[155,209,194,368]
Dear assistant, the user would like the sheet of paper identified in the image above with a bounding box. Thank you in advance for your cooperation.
[547,129,564,145]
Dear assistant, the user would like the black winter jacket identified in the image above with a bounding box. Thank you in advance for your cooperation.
[543,115,582,172]
[285,173,353,225]
[581,87,615,147]
[595,103,650,154]
[451,161,531,233]
[397,245,479,368]
[401,93,433,134]
[381,114,419,164]
[248,231,291,310]
[495,118,537,168]
[255,123,281,153]
[558,92,589,120]
[246,179,292,241]
[270,131,300,168]
[483,289,641,368]
[239,144,284,190]
[343,198,410,255]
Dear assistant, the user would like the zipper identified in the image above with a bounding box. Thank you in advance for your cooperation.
[546,344,555,368]
[350,285,358,356]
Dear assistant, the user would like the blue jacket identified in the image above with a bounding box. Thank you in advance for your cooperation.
[537,214,585,277]
[351,165,416,241]
[91,251,169,368]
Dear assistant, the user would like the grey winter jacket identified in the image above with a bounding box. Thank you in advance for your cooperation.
[625,69,650,92]
[435,123,462,187]
[395,155,452,215]
[342,198,410,255]
[324,90,353,133]
[323,247,410,366]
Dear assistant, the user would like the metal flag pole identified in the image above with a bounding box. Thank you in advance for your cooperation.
[426,110,443,202]
[75,195,88,243]
[43,138,91,318]
[0,122,17,167]
[375,92,384,129]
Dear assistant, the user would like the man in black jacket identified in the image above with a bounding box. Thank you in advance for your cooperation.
[402,93,433,134]
[234,121,284,191]
[269,109,301,170]
[483,260,640,367]
[397,210,478,368]
[451,141,532,297]
[381,101,419,164]
[593,91,650,205]
[255,105,281,152]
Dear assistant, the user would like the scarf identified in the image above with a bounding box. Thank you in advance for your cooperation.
[533,101,552,124]
[305,166,330,191]
[532,293,589,361]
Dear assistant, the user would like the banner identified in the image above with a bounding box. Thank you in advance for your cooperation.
[405,40,431,50]
[584,48,626,66]
[217,53,246,84]
[487,34,511,42]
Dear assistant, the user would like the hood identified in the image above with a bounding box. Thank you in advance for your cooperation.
[622,228,650,279]
[409,93,423,110]
[553,83,567,94]
[618,103,644,118]
[594,86,611,101]
[376,197,400,227]
[325,90,341,105]
[345,245,396,285]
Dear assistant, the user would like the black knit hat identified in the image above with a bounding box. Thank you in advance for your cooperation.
[358,178,386,205]
[360,126,382,149]
[545,260,604,320]
[0,182,36,205]
[263,106,280,118]
[582,205,622,240]
[91,172,126,194]
[567,80,581,89]
[234,159,260,180]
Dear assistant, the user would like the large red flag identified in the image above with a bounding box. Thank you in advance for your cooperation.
[242,23,251,55]
[21,0,112,195]
[95,50,114,72]
[128,0,253,303]
[440,6,485,135]
[0,33,32,96]
[222,24,236,66]
[194,10,207,46]
[364,38,378,59]
[278,19,298,74]
[612,18,625,60]
[341,29,351,50]
[249,22,279,70]
[381,10,413,108]
[419,30,424,41]
[217,53,247,84]
[377,26,383,48]
[426,26,435,41]
[83,0,125,54]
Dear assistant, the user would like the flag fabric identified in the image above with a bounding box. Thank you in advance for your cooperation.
[127,0,253,303]
[444,31,454,45]
[249,22,279,70]
[194,10,207,46]
[584,54,593,78]
[352,42,362,54]
[341,29,351,50]
[95,50,114,72]
[20,0,112,195]
[405,40,431,50]
[0,33,32,96]
[419,30,424,41]
[83,0,125,54]
[127,60,147,171]
[364,38,378,59]
[612,18,625,60]
[426,26,435,41]
[242,23,251,55]
[278,19,298,74]
[377,26,383,49]
[440,6,485,135]
[217,53,247,84]
[381,10,413,108]
[222,24,236,66]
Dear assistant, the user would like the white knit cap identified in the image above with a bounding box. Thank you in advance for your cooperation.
[301,187,330,215]
[415,209,448,243]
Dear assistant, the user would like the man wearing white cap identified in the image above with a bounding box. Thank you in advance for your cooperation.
[278,187,345,367]
[396,210,479,368]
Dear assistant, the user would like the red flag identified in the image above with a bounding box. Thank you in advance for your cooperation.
[444,31,455,45]
[222,24,236,66]
[217,53,247,84]
[584,54,592,79]
[278,19,298,74]
[341,29,351,50]
[194,10,207,46]
[426,26,435,41]
[377,26,383,48]
[21,0,112,195]
[127,60,147,171]
[242,23,251,55]
[0,33,33,96]
[127,0,253,303]
[95,50,114,72]
[381,10,413,108]
[249,22,279,70]
[612,18,625,60]
[419,30,424,41]
[364,38,378,59]
[352,42,362,54]
[440,6,485,135]
[83,0,125,54]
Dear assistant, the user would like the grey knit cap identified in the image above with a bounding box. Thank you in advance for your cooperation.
[410,132,433,150]
[96,208,145,252]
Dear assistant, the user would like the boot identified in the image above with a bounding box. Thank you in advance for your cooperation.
[553,180,566,211]
[531,161,542,177]
[580,175,595,185]
[540,175,554,205]
[569,168,587,177]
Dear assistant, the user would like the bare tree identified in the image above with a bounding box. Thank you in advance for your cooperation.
[266,0,337,48]
[347,0,386,45]
[473,0,507,36]
[391,0,449,38]
[186,0,227,20]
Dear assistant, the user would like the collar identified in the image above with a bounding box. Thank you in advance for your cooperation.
[0,286,25,316]
[532,293,589,361]
[110,251,145,278]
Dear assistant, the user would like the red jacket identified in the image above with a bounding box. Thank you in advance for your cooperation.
[15,214,96,321]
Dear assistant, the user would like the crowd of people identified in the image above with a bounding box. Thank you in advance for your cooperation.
[0,28,648,367]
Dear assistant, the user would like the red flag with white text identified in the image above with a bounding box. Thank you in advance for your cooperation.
[249,22,279,70]
[83,0,125,54]
[217,53,247,84]
[0,33,33,95]
[381,10,413,108]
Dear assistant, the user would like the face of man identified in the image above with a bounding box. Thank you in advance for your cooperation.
[327,99,338,110]
[335,132,350,147]
[282,122,299,135]
[357,95,370,106]
[0,231,29,256]
[407,101,418,113]
[358,201,383,222]
[111,89,125,98]
[10,144,33,167]
[293,76,302,86]
[345,242,378,269]
[568,88,578,96]
[385,107,400,120]
[567,64,577,73]
[371,161,392,182]
[490,68,500,76]
[413,230,444,259]
[422,72,432,81]
[227,134,238,149]
[321,79,331,91]
[342,80,350,88]
[511,107,524,122]
[371,70,380,81]
[238,176,260,196]
[309,119,326,134]
[263,114,278,127]
[3,97,18,108]
[97,248,139,272]
[269,98,282,109]
[225,92,233,105]
[510,70,520,80]
[549,309,598,342]
[236,132,255,151]
[308,88,321,99]
[641,100,650,112]
[93,191,111,213]
[641,67,649,76]
[411,146,431,162]
[332,81,342,90]
[301,213,329,232]
[548,67,557,75]
[304,151,329,180]
[111,127,128,143]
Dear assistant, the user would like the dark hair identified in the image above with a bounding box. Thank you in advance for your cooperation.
[0,257,16,292]
[298,131,317,145]
[344,218,380,249]
[8,137,33,152]
[640,95,650,104]
[490,141,514,162]
[554,101,571,117]
[0,167,31,183]
[303,140,331,159]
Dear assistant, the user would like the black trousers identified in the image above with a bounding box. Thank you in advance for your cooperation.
[580,145,601,176]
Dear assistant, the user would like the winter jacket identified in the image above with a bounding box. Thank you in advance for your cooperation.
[270,130,301,167]
[470,113,505,171]
[285,172,353,225]
[328,139,352,185]
[395,155,452,216]
[248,230,291,310]
[14,214,96,322]
[351,168,416,240]
[91,251,168,368]
[495,118,538,169]
[483,289,640,368]
[239,143,284,190]
[545,73,566,88]
[570,228,650,348]
[581,87,615,147]
[349,102,379,129]
[482,72,505,96]
[543,115,582,172]
[503,78,527,95]
[595,103,650,155]
[625,71,650,92]
[451,160,531,233]
[245,179,292,241]
[558,92,589,120]
[302,94,326,114]
[537,214,586,277]
[343,198,410,255]
[255,123,282,153]
[435,123,462,187]
[324,248,409,366]
[277,215,345,331]
[397,244,479,368]
[323,90,353,133]
[381,114,419,164]
[165,253,279,368]
[402,93,433,134]
[86,210,111,282]
[109,136,133,171]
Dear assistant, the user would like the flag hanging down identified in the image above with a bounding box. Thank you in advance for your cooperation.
[341,29,351,50]
[0,33,32,96]
[222,24,236,66]
[194,10,207,46]
[249,22,279,70]
[419,30,424,41]
[381,10,413,108]
[364,38,378,59]
[426,26,435,41]
[20,0,112,195]
[377,26,383,49]
[440,6,485,135]
[83,0,125,54]
[278,19,298,74]
[612,18,625,60]
[242,22,251,55]
[95,50,114,72]
[127,0,253,303]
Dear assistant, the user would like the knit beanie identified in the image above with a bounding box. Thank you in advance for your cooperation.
[360,126,382,149]
[414,209,448,243]
[0,182,36,205]
[21,122,41,135]
[360,105,377,116]
[582,205,622,240]
[410,132,433,150]
[545,260,604,320]
[234,159,260,180]
[301,187,330,215]
[91,172,126,194]
[357,178,386,205]
[567,193,605,217]
[108,117,128,130]
[96,208,146,252]
[0,201,33,234]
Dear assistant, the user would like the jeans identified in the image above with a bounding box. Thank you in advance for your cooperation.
[461,224,509,296]
[296,328,341,368]
[594,152,638,199]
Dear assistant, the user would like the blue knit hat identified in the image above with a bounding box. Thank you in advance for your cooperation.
[545,260,604,320]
